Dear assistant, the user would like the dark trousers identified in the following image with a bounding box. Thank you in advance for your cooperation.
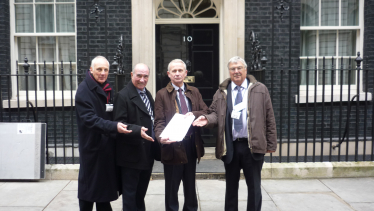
[120,166,153,211]
[79,199,112,211]
[163,137,198,211]
[224,140,264,211]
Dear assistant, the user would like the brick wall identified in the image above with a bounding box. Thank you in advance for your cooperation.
[76,0,132,88]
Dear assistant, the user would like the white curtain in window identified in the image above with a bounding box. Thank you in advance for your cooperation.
[39,64,56,90]
[301,0,318,26]
[60,64,77,90]
[36,4,54,32]
[15,4,34,33]
[58,36,76,62]
[339,30,356,56]
[300,31,316,56]
[321,0,339,26]
[341,0,359,26]
[38,37,56,62]
[300,59,315,85]
[319,30,336,56]
[56,4,75,32]
[18,37,36,62]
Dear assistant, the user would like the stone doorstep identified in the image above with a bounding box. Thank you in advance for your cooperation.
[44,161,374,180]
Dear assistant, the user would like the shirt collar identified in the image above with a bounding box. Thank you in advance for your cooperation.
[231,78,248,91]
[171,83,185,92]
[136,88,146,94]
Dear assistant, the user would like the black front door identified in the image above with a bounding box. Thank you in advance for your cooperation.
[156,24,219,147]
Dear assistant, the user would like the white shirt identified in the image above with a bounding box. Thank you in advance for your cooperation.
[231,79,251,141]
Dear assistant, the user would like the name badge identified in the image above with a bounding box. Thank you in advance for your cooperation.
[231,110,241,120]
[106,104,113,112]
[233,102,245,112]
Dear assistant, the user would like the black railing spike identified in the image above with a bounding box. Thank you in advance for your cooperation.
[355,52,363,70]
[23,57,30,74]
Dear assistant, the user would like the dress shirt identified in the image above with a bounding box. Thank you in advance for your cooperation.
[231,79,251,141]
[172,83,190,112]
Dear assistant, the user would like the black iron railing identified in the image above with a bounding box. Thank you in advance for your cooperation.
[0,53,373,164]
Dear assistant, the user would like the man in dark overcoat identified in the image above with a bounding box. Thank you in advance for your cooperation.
[113,63,160,211]
[154,59,208,211]
[75,56,132,211]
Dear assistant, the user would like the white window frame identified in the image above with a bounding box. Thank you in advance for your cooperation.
[6,0,77,108]
[297,0,371,103]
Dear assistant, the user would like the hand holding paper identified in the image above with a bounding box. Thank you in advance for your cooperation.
[160,113,195,142]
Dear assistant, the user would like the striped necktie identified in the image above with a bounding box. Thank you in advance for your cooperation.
[140,92,154,120]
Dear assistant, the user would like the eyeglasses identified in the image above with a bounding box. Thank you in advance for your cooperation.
[229,66,244,72]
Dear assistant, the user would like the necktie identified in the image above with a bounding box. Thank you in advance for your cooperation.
[140,92,154,120]
[178,88,188,114]
[234,86,243,131]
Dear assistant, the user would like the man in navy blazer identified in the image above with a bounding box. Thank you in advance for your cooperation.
[113,63,160,211]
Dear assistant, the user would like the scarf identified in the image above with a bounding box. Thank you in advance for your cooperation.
[89,72,112,103]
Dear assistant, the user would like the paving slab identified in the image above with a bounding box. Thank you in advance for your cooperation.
[63,180,78,191]
[262,179,331,193]
[147,180,184,195]
[0,180,69,207]
[238,180,271,201]
[44,190,79,211]
[199,200,225,211]
[0,207,44,211]
[262,201,279,211]
[196,180,225,202]
[108,197,122,211]
[0,183,4,189]
[145,194,184,211]
[320,178,374,203]
[270,193,353,211]
[349,202,374,211]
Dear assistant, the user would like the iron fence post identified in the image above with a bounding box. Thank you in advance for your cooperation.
[23,58,30,121]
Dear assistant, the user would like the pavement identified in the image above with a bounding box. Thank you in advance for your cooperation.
[0,177,373,211]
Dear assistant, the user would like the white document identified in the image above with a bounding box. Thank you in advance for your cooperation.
[160,113,195,142]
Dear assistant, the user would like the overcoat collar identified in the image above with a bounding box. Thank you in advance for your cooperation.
[166,81,193,93]
[219,74,257,92]
[85,70,111,99]
[127,80,153,116]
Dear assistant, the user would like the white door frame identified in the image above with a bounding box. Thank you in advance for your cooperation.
[131,0,245,97]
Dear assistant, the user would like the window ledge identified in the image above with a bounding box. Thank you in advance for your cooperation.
[2,95,76,109]
[295,92,372,104]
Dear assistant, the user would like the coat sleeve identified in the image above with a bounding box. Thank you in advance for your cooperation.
[75,87,117,134]
[264,86,277,151]
[112,92,142,140]
[191,88,208,118]
[154,90,166,144]
[204,90,220,128]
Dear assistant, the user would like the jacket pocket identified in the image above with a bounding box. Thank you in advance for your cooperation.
[161,144,174,161]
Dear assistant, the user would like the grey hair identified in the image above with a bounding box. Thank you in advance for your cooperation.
[132,63,151,73]
[91,56,110,69]
[227,56,247,69]
[167,59,186,72]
